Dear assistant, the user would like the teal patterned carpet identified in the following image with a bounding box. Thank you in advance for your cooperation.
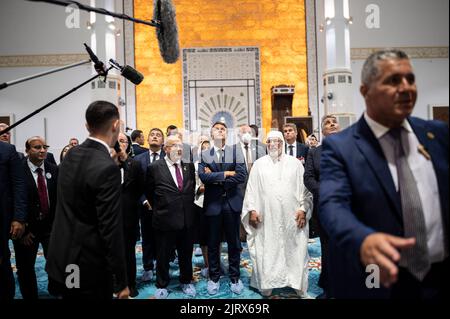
[10,240,323,299]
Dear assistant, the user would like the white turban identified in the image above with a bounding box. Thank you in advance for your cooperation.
[265,130,285,156]
[266,130,284,142]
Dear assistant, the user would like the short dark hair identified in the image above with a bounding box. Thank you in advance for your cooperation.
[131,130,143,141]
[166,124,178,136]
[149,128,164,137]
[85,101,119,133]
[249,124,259,137]
[212,121,227,129]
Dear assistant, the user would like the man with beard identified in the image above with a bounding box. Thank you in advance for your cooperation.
[241,130,313,298]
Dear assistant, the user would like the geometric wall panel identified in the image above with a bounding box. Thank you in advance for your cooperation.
[182,46,261,132]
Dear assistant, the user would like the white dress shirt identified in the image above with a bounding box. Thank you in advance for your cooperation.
[364,112,446,263]
[27,159,49,199]
[285,142,297,157]
[213,145,226,162]
[88,136,111,154]
[149,149,163,163]
[165,156,183,189]
[240,142,252,166]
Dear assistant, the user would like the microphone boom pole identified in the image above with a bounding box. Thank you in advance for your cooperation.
[27,0,160,27]
[0,59,91,91]
[0,66,113,136]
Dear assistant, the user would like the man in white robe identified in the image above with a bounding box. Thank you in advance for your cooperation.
[241,130,313,297]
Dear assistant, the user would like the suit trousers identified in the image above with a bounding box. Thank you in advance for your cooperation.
[318,226,330,296]
[391,257,449,299]
[124,231,137,290]
[207,200,241,283]
[140,208,156,271]
[155,227,194,289]
[0,245,15,300]
[60,271,113,300]
[13,227,50,299]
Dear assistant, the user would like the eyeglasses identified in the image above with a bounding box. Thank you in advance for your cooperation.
[266,139,282,145]
[118,139,129,144]
[31,145,49,150]
[167,143,183,149]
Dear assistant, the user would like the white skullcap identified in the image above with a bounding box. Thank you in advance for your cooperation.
[266,130,284,141]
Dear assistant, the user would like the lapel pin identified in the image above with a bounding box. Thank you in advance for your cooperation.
[427,132,435,139]
[417,144,431,161]
[46,172,52,179]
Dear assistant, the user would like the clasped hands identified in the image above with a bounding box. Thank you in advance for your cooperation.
[203,166,236,178]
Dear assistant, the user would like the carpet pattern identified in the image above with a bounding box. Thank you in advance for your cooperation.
[10,240,323,299]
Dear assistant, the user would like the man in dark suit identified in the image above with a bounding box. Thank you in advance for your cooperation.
[320,49,449,299]
[131,130,148,156]
[303,115,340,299]
[0,123,25,160]
[283,123,309,164]
[145,135,197,299]
[112,133,145,298]
[46,100,129,299]
[13,136,58,299]
[199,121,247,295]
[0,141,27,300]
[134,127,165,282]
[166,125,193,163]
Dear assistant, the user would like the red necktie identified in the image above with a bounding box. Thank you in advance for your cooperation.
[36,168,49,217]
[174,163,183,191]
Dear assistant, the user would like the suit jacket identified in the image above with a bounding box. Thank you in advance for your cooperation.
[120,158,145,239]
[198,145,247,216]
[145,158,196,231]
[319,116,449,298]
[46,139,127,291]
[0,142,27,259]
[303,145,322,213]
[285,141,309,161]
[22,159,58,235]
[235,142,266,196]
[45,152,57,165]
[134,149,166,205]
[132,144,148,156]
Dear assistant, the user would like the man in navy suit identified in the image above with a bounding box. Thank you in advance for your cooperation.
[0,141,27,300]
[131,130,148,156]
[320,49,448,299]
[283,123,309,164]
[199,121,247,295]
[133,128,165,281]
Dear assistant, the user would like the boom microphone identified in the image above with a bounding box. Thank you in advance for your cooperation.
[109,59,144,85]
[153,0,180,64]
[84,43,107,76]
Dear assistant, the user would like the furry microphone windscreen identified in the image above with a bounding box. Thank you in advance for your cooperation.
[153,0,180,64]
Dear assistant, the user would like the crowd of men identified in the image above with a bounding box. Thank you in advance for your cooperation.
[0,49,447,300]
